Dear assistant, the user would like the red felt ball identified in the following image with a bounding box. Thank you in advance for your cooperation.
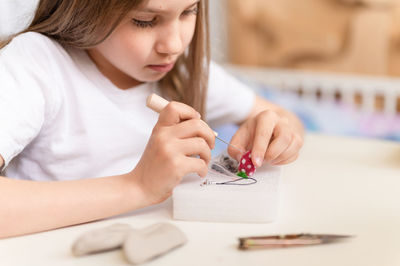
[237,150,256,177]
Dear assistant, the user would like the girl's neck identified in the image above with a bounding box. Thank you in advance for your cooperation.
[86,49,143,90]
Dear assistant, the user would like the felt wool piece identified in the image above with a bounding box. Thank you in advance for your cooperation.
[237,150,256,178]
[173,163,280,223]
[210,152,239,177]
[72,223,133,256]
[123,223,187,265]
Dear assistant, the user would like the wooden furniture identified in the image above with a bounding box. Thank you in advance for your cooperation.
[227,0,400,77]
[227,65,400,114]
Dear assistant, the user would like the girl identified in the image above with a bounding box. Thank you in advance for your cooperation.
[0,0,303,238]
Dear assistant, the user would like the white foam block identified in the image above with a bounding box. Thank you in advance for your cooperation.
[173,165,280,223]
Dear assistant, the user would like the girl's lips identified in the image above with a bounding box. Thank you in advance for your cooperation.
[148,63,175,73]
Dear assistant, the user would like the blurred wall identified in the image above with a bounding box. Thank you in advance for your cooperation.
[209,0,228,63]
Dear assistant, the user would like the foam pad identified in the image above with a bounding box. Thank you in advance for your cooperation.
[173,164,280,223]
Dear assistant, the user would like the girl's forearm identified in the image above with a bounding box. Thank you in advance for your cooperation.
[0,173,146,239]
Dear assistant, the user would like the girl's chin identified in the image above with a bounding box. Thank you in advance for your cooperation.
[139,72,169,82]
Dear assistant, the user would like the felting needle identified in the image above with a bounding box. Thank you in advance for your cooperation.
[146,93,245,153]
[214,135,243,153]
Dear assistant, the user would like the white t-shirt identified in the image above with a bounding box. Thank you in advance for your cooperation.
[0,32,255,181]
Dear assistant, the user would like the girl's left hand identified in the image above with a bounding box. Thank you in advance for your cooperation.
[228,109,304,167]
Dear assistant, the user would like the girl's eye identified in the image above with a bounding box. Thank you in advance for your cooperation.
[132,18,156,28]
[182,6,199,17]
[132,5,198,28]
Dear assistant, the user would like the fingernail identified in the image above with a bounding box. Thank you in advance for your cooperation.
[254,157,263,168]
[196,112,201,119]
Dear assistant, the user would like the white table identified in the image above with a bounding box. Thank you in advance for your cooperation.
[1,133,400,266]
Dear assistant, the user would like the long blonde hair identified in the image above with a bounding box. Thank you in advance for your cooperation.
[0,0,210,115]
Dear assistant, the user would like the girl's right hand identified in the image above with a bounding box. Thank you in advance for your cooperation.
[132,102,215,205]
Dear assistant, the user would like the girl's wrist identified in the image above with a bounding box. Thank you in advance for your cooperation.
[120,170,152,210]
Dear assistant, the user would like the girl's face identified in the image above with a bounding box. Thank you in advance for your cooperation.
[87,0,200,89]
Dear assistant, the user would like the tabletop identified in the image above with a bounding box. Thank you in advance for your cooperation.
[1,133,400,266]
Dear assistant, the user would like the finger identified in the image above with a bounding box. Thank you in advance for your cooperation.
[273,153,299,165]
[158,102,200,127]
[270,134,303,165]
[178,137,212,165]
[251,111,279,167]
[228,127,252,162]
[169,119,215,149]
[180,156,209,178]
[263,124,292,163]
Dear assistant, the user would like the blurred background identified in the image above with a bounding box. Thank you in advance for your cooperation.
[210,0,400,149]
[212,0,400,76]
[1,0,400,148]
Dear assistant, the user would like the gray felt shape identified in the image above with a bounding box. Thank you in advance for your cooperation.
[123,223,187,264]
[72,223,133,256]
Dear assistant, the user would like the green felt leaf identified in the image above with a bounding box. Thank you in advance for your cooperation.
[236,171,248,179]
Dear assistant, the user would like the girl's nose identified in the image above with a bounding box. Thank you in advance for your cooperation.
[155,22,183,56]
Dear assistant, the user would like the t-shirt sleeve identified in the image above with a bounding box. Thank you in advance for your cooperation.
[205,62,256,128]
[0,33,60,170]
